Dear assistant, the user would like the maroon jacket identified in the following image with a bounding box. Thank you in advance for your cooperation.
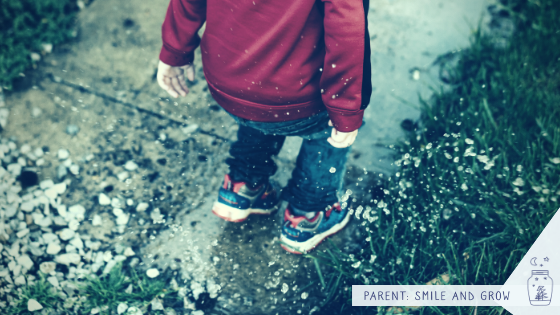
[160,0,372,132]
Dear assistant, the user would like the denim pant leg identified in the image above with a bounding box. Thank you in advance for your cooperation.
[281,128,351,212]
[226,124,286,187]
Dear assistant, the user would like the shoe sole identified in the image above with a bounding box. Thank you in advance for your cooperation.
[279,211,351,254]
[212,201,279,223]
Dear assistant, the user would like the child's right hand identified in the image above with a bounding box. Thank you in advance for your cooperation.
[327,120,359,148]
[156,60,195,98]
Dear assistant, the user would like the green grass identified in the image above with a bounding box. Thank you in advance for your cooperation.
[79,263,182,314]
[312,0,560,314]
[0,0,79,90]
[6,273,65,315]
[6,264,182,315]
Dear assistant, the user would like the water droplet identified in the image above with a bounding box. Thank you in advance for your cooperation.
[301,292,309,299]
[332,64,336,68]
[329,167,336,173]
[281,283,289,294]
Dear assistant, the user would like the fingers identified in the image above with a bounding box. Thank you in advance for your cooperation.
[163,76,179,98]
[328,120,333,127]
[327,128,358,148]
[170,76,188,97]
[185,64,195,82]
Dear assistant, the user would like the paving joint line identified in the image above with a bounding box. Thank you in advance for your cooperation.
[45,73,231,142]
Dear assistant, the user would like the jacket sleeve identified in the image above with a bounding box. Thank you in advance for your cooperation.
[320,0,370,132]
[159,0,207,67]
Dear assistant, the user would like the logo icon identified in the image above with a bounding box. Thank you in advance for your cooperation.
[527,257,553,306]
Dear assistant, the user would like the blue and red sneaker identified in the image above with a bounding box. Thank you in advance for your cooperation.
[212,174,280,222]
[280,203,350,254]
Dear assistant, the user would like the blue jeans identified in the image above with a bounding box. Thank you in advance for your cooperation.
[226,111,351,212]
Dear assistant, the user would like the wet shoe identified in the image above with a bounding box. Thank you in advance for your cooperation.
[280,203,350,254]
[212,174,280,222]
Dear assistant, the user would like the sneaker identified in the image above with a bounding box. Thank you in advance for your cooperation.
[212,174,280,222]
[280,203,350,254]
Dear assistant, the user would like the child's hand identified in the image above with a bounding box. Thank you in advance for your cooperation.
[327,120,358,148]
[157,60,195,98]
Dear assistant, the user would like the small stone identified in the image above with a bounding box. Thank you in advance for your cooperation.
[59,228,75,241]
[126,199,134,206]
[91,307,100,314]
[69,165,80,175]
[92,215,102,226]
[117,172,129,181]
[56,204,67,218]
[53,216,67,226]
[17,228,29,238]
[40,261,57,274]
[111,198,123,208]
[69,237,83,249]
[37,216,53,227]
[99,193,111,205]
[103,260,117,274]
[151,298,164,311]
[57,165,68,179]
[42,43,53,53]
[181,124,199,135]
[58,149,70,160]
[30,52,41,61]
[42,233,58,244]
[164,308,177,315]
[53,182,67,195]
[146,268,159,278]
[34,147,44,158]
[117,303,128,314]
[20,201,34,212]
[47,276,59,287]
[44,188,58,200]
[136,202,149,212]
[55,253,81,265]
[123,247,135,257]
[85,240,101,251]
[15,275,26,285]
[21,144,31,154]
[17,254,34,270]
[7,163,22,176]
[68,204,86,221]
[40,179,54,190]
[116,214,129,225]
[103,251,113,262]
[66,125,80,136]
[68,220,79,230]
[32,107,42,117]
[124,161,138,171]
[28,299,43,311]
[46,243,62,255]
[5,204,17,217]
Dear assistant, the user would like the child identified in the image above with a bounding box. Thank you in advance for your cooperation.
[157,0,372,254]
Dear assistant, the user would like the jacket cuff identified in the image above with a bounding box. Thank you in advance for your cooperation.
[327,109,364,132]
[159,44,195,67]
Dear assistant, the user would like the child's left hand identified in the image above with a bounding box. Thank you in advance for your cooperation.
[327,120,358,148]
